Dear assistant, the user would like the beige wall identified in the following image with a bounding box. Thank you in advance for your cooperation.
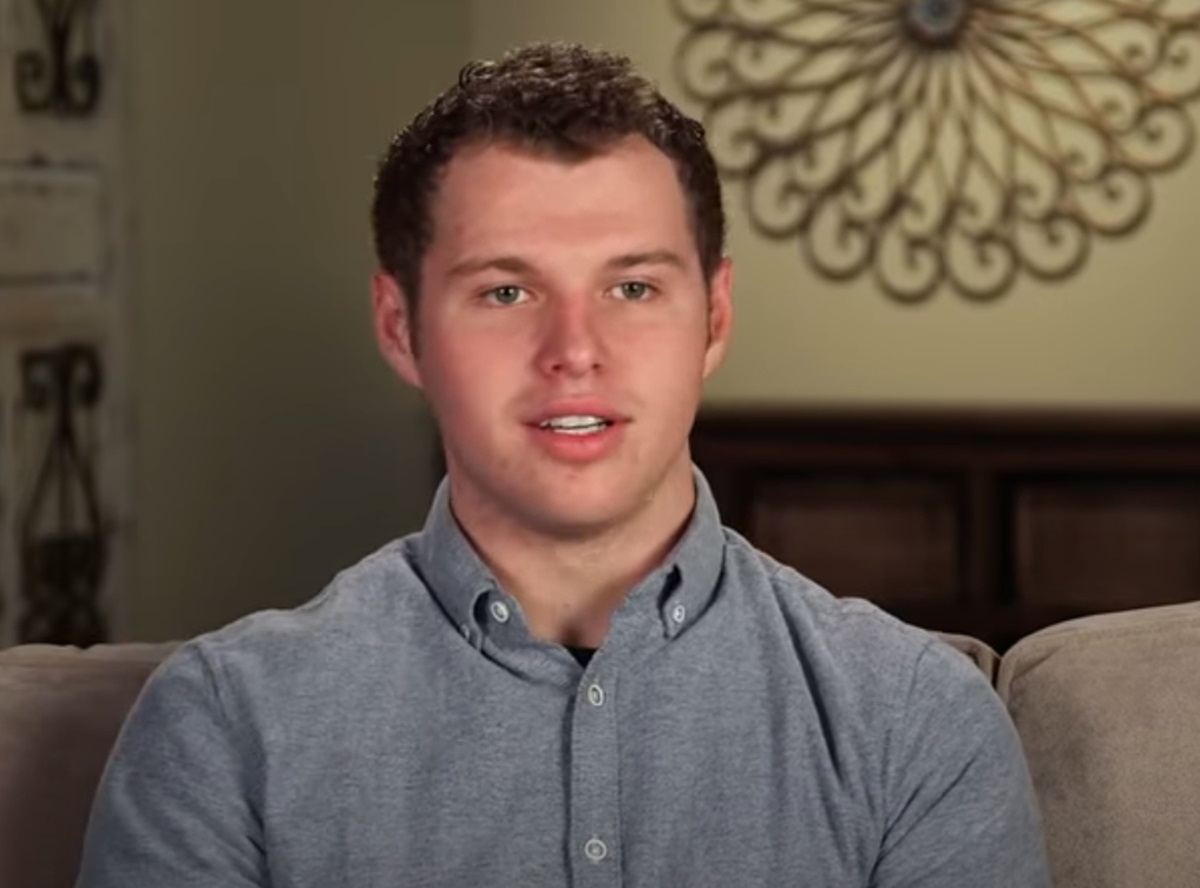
[471,0,1200,408]
[123,3,468,640]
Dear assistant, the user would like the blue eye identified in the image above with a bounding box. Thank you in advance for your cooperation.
[486,285,526,306]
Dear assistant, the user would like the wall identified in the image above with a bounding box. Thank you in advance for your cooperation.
[470,0,1200,408]
[123,2,467,640]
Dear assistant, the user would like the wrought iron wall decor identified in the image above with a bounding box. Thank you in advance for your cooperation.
[18,344,107,646]
[673,0,1200,302]
[14,0,103,116]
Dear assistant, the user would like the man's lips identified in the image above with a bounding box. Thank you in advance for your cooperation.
[524,400,631,427]
[525,412,628,462]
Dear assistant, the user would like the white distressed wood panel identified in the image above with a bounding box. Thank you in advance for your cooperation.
[0,0,130,646]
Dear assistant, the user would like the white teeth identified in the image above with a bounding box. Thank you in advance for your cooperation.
[539,414,610,431]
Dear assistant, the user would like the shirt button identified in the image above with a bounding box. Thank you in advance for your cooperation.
[587,683,605,707]
[584,837,608,863]
[671,603,687,624]
[489,601,511,623]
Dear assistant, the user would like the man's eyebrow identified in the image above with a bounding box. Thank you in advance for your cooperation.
[605,250,687,271]
[445,255,536,280]
[445,250,687,280]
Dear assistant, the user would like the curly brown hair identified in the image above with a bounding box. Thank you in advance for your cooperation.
[370,42,726,325]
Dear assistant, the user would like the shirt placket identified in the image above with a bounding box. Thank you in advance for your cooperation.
[568,663,623,888]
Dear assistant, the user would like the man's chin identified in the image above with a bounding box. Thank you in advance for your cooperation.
[513,491,639,542]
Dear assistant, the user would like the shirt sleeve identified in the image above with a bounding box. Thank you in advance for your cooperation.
[869,638,1052,888]
[75,643,268,888]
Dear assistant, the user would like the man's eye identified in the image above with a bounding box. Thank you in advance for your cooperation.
[485,285,527,306]
[614,281,653,301]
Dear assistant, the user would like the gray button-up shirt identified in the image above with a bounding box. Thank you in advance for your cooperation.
[78,469,1050,887]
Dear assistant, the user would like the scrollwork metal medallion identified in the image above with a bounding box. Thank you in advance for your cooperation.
[673,0,1200,301]
[14,0,103,116]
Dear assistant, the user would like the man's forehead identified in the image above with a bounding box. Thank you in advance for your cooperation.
[427,138,692,241]
[433,134,680,201]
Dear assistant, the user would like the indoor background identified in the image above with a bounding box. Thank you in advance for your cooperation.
[99,1,1200,640]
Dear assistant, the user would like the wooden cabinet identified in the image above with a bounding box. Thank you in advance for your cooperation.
[692,409,1200,651]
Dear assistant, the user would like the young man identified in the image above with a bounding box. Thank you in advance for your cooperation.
[77,44,1051,887]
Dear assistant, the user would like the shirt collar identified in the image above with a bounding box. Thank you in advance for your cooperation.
[414,465,726,649]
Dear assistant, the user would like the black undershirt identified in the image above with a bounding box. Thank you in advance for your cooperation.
[566,646,596,667]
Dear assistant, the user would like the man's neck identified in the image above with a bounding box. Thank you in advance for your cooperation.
[448,464,696,649]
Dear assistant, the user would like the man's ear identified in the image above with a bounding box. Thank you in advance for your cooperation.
[702,257,733,380]
[372,272,423,390]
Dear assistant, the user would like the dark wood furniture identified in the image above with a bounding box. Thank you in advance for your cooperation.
[690,408,1200,652]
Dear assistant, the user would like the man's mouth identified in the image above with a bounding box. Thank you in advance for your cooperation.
[537,415,614,436]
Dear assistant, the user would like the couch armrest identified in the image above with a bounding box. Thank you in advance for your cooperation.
[997,602,1200,888]
[0,643,179,888]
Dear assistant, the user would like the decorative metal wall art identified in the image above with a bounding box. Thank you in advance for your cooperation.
[18,344,107,645]
[673,0,1200,302]
[14,0,103,116]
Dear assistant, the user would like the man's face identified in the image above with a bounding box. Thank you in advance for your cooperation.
[374,136,732,540]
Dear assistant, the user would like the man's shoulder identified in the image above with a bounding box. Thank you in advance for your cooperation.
[723,528,988,700]
[163,534,436,686]
[724,527,933,656]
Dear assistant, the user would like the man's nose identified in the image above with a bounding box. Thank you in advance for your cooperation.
[534,295,605,378]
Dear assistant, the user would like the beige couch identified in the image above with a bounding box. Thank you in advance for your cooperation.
[2,603,1198,887]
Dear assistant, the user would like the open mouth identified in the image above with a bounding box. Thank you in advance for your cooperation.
[527,411,626,462]
[537,415,614,436]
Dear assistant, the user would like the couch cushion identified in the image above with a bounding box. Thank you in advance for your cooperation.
[997,602,1200,888]
[0,643,177,888]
